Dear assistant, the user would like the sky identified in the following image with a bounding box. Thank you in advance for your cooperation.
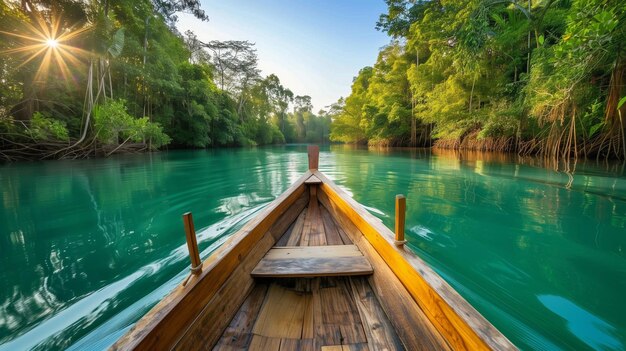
[176,0,390,112]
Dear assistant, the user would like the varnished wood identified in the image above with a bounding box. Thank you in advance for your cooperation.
[183,212,202,273]
[175,195,308,350]
[251,256,373,278]
[111,171,311,351]
[315,170,516,351]
[394,195,406,244]
[318,191,452,350]
[308,145,319,170]
[113,150,515,351]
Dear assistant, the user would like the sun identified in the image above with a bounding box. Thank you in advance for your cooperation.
[0,13,90,82]
[46,38,59,48]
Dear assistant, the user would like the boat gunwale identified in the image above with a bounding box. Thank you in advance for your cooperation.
[111,160,516,351]
[110,170,312,351]
[313,170,517,351]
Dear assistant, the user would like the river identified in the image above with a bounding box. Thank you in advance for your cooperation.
[1,145,625,350]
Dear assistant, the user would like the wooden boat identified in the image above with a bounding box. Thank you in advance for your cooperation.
[111,146,516,351]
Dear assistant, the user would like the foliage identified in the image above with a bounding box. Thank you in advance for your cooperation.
[0,0,327,160]
[332,0,626,159]
[93,99,169,149]
[30,112,70,141]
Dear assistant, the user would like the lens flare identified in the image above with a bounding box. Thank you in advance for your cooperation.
[0,13,90,83]
[46,38,58,48]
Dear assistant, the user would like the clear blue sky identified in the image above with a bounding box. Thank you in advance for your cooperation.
[177,0,390,112]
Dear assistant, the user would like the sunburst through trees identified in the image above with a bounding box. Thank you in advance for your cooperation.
[0,11,90,83]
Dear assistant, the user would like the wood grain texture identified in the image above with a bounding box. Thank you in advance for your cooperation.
[262,245,362,259]
[285,209,307,246]
[315,170,517,351]
[212,284,269,350]
[318,191,452,351]
[304,175,322,184]
[279,338,314,351]
[308,145,319,170]
[253,284,307,338]
[249,335,281,351]
[299,202,322,247]
[183,212,202,271]
[321,206,344,245]
[394,195,406,243]
[111,171,311,351]
[321,344,369,351]
[303,199,326,246]
[175,196,309,350]
[348,278,403,351]
[251,256,373,278]
[317,280,367,346]
[275,220,297,247]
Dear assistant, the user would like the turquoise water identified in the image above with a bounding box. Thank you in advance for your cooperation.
[1,146,625,350]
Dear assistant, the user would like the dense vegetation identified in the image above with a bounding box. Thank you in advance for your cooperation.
[330,0,626,160]
[0,0,330,161]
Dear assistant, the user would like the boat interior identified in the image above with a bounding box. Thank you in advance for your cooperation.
[176,175,450,351]
[111,149,515,351]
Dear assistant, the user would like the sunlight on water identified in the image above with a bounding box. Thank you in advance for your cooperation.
[1,145,625,350]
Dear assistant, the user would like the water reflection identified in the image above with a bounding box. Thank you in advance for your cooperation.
[0,147,308,349]
[327,146,626,350]
[1,146,625,350]
[539,295,623,350]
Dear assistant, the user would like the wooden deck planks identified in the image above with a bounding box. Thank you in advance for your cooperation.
[318,190,453,351]
[321,206,345,245]
[248,335,281,351]
[304,200,327,246]
[349,277,404,351]
[212,284,269,350]
[216,276,412,351]
[276,220,297,247]
[321,344,369,351]
[262,245,362,259]
[212,188,459,351]
[253,284,307,338]
[317,170,516,351]
[282,209,307,247]
[251,256,373,278]
[251,246,373,278]
[316,279,367,347]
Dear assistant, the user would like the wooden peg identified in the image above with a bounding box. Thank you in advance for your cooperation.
[395,195,407,246]
[183,212,202,274]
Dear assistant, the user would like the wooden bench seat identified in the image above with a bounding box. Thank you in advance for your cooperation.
[251,245,373,278]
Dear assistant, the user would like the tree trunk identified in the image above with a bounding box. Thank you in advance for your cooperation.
[143,16,150,117]
[469,75,476,113]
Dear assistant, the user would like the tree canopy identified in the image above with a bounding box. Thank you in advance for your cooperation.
[332,0,626,160]
[0,0,329,161]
